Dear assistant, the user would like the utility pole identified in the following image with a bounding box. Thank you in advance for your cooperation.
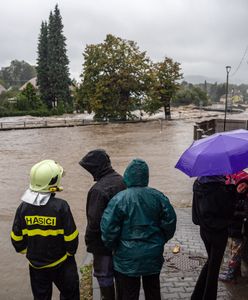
[224,66,231,131]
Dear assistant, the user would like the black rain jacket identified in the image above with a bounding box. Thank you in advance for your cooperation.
[192,179,236,232]
[79,149,126,255]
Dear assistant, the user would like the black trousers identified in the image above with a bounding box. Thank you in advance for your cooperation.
[115,271,161,300]
[93,254,114,287]
[29,256,80,300]
[191,227,228,300]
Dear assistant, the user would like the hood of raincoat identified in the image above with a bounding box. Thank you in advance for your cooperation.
[79,149,113,181]
[123,158,149,187]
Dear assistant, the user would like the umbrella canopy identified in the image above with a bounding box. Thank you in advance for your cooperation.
[175,129,248,177]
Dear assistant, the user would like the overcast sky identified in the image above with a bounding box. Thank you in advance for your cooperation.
[1,0,248,84]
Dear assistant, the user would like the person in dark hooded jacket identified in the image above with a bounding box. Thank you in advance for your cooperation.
[79,149,126,300]
[191,175,237,300]
[101,158,177,300]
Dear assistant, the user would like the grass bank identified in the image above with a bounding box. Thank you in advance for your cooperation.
[80,263,93,300]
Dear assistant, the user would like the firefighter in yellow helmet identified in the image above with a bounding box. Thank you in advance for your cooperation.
[11,160,80,300]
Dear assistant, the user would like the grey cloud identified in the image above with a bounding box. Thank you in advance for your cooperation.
[0,0,247,83]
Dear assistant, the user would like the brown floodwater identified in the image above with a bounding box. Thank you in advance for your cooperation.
[0,118,210,299]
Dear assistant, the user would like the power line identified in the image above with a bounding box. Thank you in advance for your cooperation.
[230,44,248,77]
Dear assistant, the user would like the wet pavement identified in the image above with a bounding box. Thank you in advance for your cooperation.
[88,208,248,300]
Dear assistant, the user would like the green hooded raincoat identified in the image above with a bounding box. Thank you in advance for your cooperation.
[101,159,177,276]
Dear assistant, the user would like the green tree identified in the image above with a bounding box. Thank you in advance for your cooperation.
[238,84,248,102]
[36,21,50,107]
[216,83,226,102]
[47,4,72,109]
[0,90,11,113]
[0,79,6,87]
[0,60,36,89]
[208,82,218,102]
[173,85,208,106]
[73,83,92,113]
[144,57,183,119]
[16,83,42,111]
[78,34,151,120]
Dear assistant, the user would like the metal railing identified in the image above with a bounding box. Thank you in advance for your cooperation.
[0,117,151,131]
[0,118,96,130]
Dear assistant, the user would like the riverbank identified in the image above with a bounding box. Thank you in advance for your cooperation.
[2,103,248,130]
[0,105,223,131]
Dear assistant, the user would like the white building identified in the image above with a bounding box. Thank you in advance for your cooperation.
[0,84,6,95]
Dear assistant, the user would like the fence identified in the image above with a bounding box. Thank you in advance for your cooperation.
[0,118,103,130]
[0,117,151,131]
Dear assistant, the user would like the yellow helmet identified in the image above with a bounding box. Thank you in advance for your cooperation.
[29,160,63,193]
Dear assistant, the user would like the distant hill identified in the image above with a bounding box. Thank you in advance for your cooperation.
[183,75,222,84]
[183,74,246,85]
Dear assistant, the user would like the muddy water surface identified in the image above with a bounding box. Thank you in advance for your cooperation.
[0,119,196,299]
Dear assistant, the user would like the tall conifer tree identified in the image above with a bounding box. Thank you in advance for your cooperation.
[47,5,71,108]
[36,21,50,107]
[36,5,71,109]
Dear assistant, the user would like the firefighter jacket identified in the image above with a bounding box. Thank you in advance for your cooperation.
[11,195,79,269]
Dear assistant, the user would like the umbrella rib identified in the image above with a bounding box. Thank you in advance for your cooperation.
[192,135,232,176]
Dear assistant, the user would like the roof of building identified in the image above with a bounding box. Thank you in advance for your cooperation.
[19,77,37,91]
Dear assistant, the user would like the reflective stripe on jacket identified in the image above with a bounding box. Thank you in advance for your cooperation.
[11,196,78,269]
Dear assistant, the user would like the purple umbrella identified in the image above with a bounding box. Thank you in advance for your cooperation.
[175,129,248,177]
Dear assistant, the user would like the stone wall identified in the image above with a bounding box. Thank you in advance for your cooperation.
[194,118,248,140]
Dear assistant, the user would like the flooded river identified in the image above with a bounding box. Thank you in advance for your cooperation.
[0,113,234,299]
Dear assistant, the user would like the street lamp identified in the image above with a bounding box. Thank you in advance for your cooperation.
[223,65,231,131]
